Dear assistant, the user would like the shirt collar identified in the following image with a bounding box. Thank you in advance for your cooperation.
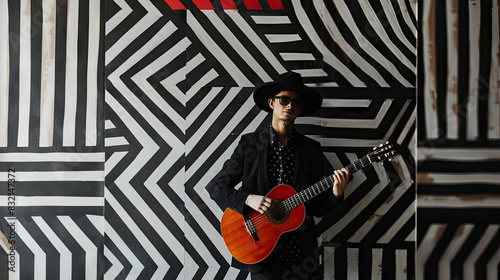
[269,124,297,146]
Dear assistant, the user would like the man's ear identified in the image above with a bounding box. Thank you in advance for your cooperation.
[268,98,274,110]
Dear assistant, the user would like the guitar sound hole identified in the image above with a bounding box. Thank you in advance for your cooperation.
[266,201,289,224]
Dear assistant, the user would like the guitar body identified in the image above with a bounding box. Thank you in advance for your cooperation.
[220,184,305,264]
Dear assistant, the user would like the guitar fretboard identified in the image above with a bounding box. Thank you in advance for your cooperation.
[283,154,374,212]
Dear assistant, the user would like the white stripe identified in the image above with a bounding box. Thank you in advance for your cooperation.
[105,0,161,64]
[467,1,481,140]
[377,201,415,243]
[86,0,100,146]
[380,0,416,53]
[12,220,46,280]
[39,0,57,147]
[488,2,500,139]
[0,152,104,162]
[110,21,185,132]
[383,99,412,141]
[228,12,287,84]
[418,195,500,208]
[371,248,383,280]
[292,0,366,86]
[104,189,165,278]
[251,15,291,24]
[105,151,127,176]
[330,0,412,86]
[186,86,222,128]
[322,99,372,108]
[59,216,97,280]
[297,99,392,128]
[0,218,20,280]
[63,0,79,147]
[347,248,359,279]
[422,0,439,138]
[104,119,115,130]
[326,163,388,241]
[168,53,206,102]
[17,0,31,147]
[487,243,500,280]
[417,224,447,280]
[101,214,143,279]
[205,11,272,82]
[105,136,129,147]
[323,247,335,279]
[418,173,500,184]
[105,94,170,278]
[313,0,390,87]
[0,171,104,182]
[265,34,301,43]
[464,225,500,279]
[129,27,188,130]
[103,245,123,280]
[438,224,474,280]
[395,250,407,280]
[186,88,264,164]
[0,0,9,147]
[358,0,416,71]
[417,147,500,161]
[0,196,103,206]
[280,52,315,61]
[397,106,416,148]
[183,68,218,102]
[397,0,417,37]
[105,0,132,35]
[446,0,459,139]
[32,217,72,280]
[293,68,328,77]
[87,215,104,235]
[188,12,251,86]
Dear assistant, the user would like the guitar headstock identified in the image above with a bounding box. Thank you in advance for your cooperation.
[368,142,402,163]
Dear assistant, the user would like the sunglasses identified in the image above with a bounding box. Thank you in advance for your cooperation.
[273,96,304,108]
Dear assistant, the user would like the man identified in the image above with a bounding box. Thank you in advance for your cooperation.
[206,71,350,279]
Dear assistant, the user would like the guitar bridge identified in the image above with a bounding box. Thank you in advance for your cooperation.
[244,213,260,242]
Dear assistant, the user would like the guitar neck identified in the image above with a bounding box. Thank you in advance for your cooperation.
[283,154,373,211]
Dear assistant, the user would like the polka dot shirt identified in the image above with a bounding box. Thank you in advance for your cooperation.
[267,126,303,263]
[268,127,296,186]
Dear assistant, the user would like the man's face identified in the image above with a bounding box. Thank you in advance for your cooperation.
[268,90,304,122]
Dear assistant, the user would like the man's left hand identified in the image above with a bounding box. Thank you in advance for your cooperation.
[332,168,350,199]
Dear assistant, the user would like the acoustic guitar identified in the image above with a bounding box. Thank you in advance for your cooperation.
[220,142,401,264]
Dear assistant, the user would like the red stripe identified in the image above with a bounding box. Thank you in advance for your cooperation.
[192,0,214,9]
[221,0,238,10]
[243,0,263,10]
[163,0,186,10]
[267,0,284,10]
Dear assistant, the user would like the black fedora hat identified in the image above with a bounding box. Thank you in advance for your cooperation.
[253,71,322,116]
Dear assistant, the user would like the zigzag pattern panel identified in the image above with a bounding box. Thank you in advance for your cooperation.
[417,0,500,279]
[104,0,188,278]
[0,0,105,279]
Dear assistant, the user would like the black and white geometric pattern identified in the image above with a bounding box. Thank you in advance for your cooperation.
[2,0,496,279]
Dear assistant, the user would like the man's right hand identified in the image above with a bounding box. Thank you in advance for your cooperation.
[245,194,274,214]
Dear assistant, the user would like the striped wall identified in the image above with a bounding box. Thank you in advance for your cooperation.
[417,0,500,279]
[0,0,497,279]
